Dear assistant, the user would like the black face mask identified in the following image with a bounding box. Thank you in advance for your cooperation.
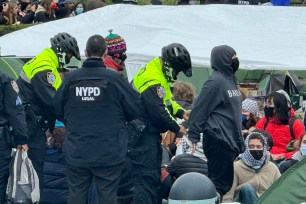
[118,53,127,62]
[264,106,274,118]
[232,57,239,73]
[249,150,263,160]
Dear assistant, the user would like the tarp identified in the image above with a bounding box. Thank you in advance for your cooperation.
[0,4,306,80]
[0,58,24,79]
[256,158,306,204]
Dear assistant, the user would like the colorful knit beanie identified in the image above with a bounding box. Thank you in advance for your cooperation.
[105,29,127,56]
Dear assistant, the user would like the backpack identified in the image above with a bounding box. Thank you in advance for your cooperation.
[264,117,297,152]
[6,148,40,204]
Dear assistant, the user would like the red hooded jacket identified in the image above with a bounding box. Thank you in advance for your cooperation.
[255,109,305,159]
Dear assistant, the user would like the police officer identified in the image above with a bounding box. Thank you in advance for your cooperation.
[16,32,80,190]
[131,43,192,203]
[0,71,28,204]
[53,34,142,204]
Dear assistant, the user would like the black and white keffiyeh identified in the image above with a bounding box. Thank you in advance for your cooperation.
[238,132,268,170]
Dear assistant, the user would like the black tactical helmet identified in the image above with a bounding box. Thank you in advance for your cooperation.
[162,43,192,77]
[169,172,217,204]
[50,32,80,60]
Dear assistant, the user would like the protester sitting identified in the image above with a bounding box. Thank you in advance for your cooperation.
[249,128,278,165]
[63,0,74,15]
[172,81,195,111]
[0,1,19,25]
[223,132,281,204]
[40,121,68,204]
[250,128,274,152]
[34,0,56,23]
[73,2,85,15]
[18,1,36,24]
[279,132,306,174]
[162,81,194,150]
[55,7,71,19]
[242,98,261,137]
[255,91,305,162]
[158,132,208,203]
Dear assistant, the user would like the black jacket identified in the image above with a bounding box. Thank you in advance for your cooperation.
[34,10,56,23]
[188,45,244,153]
[17,69,57,123]
[19,11,35,24]
[53,58,141,167]
[41,150,68,204]
[0,72,28,147]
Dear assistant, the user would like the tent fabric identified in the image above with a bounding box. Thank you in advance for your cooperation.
[0,58,24,79]
[0,5,306,80]
[256,158,306,204]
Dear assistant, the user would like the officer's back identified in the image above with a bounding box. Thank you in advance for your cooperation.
[54,35,141,168]
[54,34,142,204]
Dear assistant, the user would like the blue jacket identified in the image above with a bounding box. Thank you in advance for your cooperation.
[41,149,68,204]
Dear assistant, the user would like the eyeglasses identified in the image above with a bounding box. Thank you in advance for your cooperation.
[248,144,263,149]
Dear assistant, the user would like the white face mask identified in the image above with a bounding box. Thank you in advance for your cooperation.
[75,7,83,15]
[300,144,306,156]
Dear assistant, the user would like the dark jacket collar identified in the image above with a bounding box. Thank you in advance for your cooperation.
[82,58,106,68]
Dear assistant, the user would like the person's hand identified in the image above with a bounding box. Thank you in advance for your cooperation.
[293,140,300,150]
[175,138,182,146]
[22,144,28,151]
[183,110,191,120]
[2,3,8,12]
[242,129,248,134]
[271,153,285,161]
[17,144,28,151]
[192,143,196,154]
[179,125,187,135]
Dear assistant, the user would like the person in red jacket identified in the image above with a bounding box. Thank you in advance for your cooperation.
[255,91,305,162]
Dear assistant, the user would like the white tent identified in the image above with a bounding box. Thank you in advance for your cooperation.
[0,4,306,80]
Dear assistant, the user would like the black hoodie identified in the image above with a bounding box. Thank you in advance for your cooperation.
[188,45,244,153]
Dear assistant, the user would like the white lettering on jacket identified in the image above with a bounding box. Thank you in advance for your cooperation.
[76,87,100,101]
[227,89,241,97]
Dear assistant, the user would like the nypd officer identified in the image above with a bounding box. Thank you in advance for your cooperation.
[53,34,142,204]
[0,72,28,204]
[131,43,192,203]
[16,32,80,189]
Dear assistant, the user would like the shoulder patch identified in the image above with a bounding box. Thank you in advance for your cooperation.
[16,96,22,106]
[157,86,165,99]
[47,72,56,85]
[11,80,19,94]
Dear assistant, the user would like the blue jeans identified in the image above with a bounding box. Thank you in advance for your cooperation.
[235,183,258,204]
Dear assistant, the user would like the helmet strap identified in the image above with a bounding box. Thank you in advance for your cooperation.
[53,44,71,68]
[57,52,66,68]
[162,60,176,82]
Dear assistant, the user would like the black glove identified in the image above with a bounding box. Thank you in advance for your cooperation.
[127,119,147,148]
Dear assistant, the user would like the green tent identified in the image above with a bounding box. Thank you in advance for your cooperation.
[0,57,24,79]
[178,68,306,96]
[2,56,306,97]
[256,158,306,204]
